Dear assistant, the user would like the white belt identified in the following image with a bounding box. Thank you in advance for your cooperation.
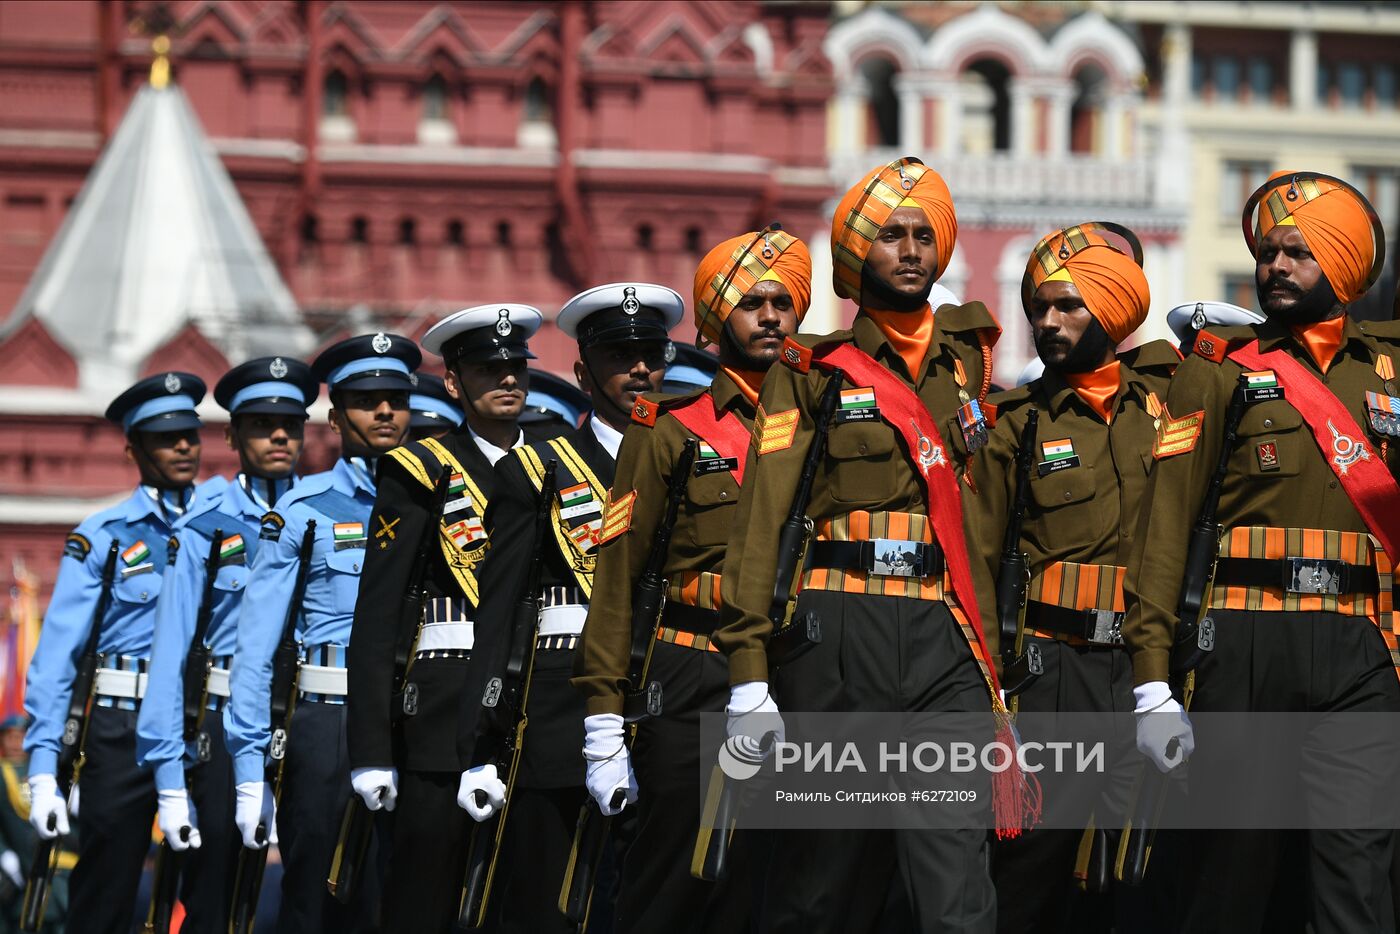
[417,621,475,652]
[538,604,587,638]
[206,667,231,698]
[94,669,149,700]
[297,664,348,696]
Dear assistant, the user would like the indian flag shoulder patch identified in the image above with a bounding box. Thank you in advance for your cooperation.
[840,387,876,409]
[559,481,600,520]
[333,522,366,549]
[1243,369,1282,401]
[1036,438,1081,476]
[122,540,150,567]
[698,442,719,459]
[447,472,467,495]
[219,534,246,560]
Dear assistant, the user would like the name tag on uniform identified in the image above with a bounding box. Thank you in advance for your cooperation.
[836,386,879,424]
[958,399,989,454]
[122,562,155,578]
[1365,391,1400,437]
[559,483,601,520]
[443,495,475,516]
[1037,438,1080,476]
[1243,370,1284,403]
[694,442,738,477]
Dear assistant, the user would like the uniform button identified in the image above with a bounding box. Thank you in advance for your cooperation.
[1063,491,1072,501]
[1263,418,1274,428]
[1328,479,1338,489]
[353,563,361,572]
[858,443,868,454]
[233,580,242,589]
[719,491,728,500]
[140,591,148,600]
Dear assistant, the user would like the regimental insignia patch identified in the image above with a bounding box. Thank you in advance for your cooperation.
[755,405,800,455]
[1153,408,1205,459]
[632,398,659,427]
[1192,330,1228,364]
[599,489,637,544]
[781,338,812,373]
[374,511,402,550]
[63,532,91,562]
[259,512,285,542]
[1256,440,1280,472]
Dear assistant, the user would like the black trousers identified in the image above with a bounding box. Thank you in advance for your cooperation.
[1172,610,1400,934]
[616,640,754,934]
[178,715,240,934]
[381,769,469,934]
[992,638,1139,934]
[66,706,156,934]
[760,590,996,934]
[490,784,585,934]
[275,700,385,934]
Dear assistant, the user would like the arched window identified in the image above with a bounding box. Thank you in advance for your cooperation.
[445,219,465,247]
[518,76,557,149]
[860,57,901,148]
[423,74,447,121]
[684,226,703,254]
[1069,64,1108,155]
[418,73,456,145]
[495,221,512,247]
[350,216,369,244]
[636,224,654,251]
[960,59,1011,154]
[323,70,348,116]
[398,218,416,246]
[300,213,319,244]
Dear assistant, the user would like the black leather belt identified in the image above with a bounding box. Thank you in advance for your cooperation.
[1213,557,1378,596]
[662,602,720,636]
[1025,601,1124,645]
[807,539,943,578]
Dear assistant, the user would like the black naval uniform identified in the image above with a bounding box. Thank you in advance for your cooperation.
[459,421,618,933]
[348,421,564,932]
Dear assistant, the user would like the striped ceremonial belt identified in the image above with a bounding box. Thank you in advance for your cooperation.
[800,510,952,601]
[299,644,348,704]
[1024,561,1126,647]
[416,597,474,659]
[94,654,149,710]
[657,571,723,653]
[536,586,588,651]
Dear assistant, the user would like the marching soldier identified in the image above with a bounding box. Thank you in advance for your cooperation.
[711,157,1009,933]
[408,373,464,441]
[573,229,811,933]
[226,333,417,933]
[135,356,315,933]
[969,224,1175,932]
[346,305,563,932]
[24,372,212,934]
[457,282,681,931]
[522,367,590,429]
[1122,171,1400,931]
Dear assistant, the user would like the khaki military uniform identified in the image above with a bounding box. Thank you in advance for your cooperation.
[574,369,755,934]
[715,304,1000,934]
[972,341,1179,933]
[1123,317,1400,933]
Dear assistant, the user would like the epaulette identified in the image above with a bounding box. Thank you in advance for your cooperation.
[1190,329,1231,364]
[1357,318,1400,343]
[780,337,813,373]
[1119,339,1184,373]
[783,330,851,374]
[932,301,1001,338]
[631,388,705,427]
[385,440,446,490]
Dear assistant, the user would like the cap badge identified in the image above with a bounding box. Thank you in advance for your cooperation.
[621,287,640,316]
[1189,303,1207,331]
[1058,241,1070,260]
[372,333,392,354]
[164,373,182,394]
[664,341,677,364]
[269,357,288,379]
[496,308,513,337]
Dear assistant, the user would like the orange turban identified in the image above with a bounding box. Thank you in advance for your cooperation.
[693,228,811,346]
[1022,223,1150,345]
[1247,171,1382,303]
[831,157,957,302]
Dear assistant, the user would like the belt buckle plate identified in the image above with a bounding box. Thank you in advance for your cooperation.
[1284,557,1346,595]
[1084,609,1124,645]
[872,538,924,577]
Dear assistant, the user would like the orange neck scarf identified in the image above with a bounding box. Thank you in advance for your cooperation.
[721,366,763,408]
[1063,359,1122,424]
[1290,315,1347,374]
[864,306,933,380]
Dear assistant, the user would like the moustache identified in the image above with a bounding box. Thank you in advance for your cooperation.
[751,330,786,343]
[1264,277,1303,295]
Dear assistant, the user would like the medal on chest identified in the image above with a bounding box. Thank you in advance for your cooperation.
[957,399,990,454]
[1365,391,1400,438]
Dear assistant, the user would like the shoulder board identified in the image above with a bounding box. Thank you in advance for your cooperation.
[932,301,1000,336]
[780,337,813,373]
[631,396,660,426]
[632,388,706,426]
[63,532,91,562]
[1190,329,1232,364]
[786,330,853,373]
[1357,318,1400,343]
[1119,339,1184,373]
[385,440,444,490]
[259,511,285,542]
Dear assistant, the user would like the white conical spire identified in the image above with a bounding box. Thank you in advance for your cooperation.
[5,79,310,396]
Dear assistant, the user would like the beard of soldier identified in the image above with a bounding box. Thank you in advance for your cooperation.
[573,338,668,434]
[1029,280,1118,374]
[445,357,527,451]
[1255,223,1344,326]
[329,388,410,458]
[227,413,305,480]
[127,427,202,489]
[720,279,799,372]
[860,205,939,313]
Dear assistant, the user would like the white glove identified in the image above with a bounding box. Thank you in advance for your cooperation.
[68,783,80,819]
[457,765,507,823]
[27,774,68,840]
[156,788,202,851]
[0,850,21,887]
[1134,681,1195,773]
[725,681,785,762]
[234,781,277,849]
[350,767,398,812]
[583,714,637,816]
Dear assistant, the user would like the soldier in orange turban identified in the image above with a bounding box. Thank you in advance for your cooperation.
[693,225,812,346]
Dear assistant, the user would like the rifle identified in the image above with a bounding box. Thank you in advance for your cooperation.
[765,368,845,665]
[229,521,317,934]
[143,528,224,934]
[559,440,698,926]
[329,474,449,904]
[20,541,120,933]
[457,460,559,930]
[997,409,1044,698]
[1116,375,1245,886]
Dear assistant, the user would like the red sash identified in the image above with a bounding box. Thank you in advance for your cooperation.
[667,393,750,485]
[1228,340,1400,562]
